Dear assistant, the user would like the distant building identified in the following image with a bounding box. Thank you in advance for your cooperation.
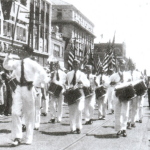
[50,0,95,69]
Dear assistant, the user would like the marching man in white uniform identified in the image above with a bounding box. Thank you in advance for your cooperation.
[105,69,115,114]
[66,59,90,133]
[84,65,97,124]
[96,66,109,120]
[48,57,66,123]
[3,45,48,146]
[113,60,135,137]
[127,64,144,129]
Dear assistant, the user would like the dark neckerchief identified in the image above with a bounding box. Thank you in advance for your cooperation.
[20,59,27,86]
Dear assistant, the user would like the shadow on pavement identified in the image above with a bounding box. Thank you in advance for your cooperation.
[102,126,114,129]
[62,116,69,118]
[0,121,11,123]
[86,133,118,138]
[0,144,15,148]
[0,129,11,134]
[40,131,68,136]
[94,134,118,138]
[61,123,70,126]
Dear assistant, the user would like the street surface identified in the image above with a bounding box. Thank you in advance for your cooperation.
[0,97,150,150]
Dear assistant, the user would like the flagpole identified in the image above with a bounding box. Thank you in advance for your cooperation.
[12,4,20,46]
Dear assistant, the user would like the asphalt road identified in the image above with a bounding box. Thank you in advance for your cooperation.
[0,97,150,150]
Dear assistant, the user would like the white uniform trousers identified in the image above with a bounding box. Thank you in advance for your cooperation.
[69,89,85,131]
[128,96,138,124]
[136,95,144,121]
[114,98,129,131]
[97,95,107,118]
[34,87,42,129]
[41,94,49,115]
[106,86,115,111]
[84,93,95,121]
[49,93,64,122]
[11,86,35,144]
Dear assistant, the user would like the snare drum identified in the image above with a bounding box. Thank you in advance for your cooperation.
[133,81,147,96]
[48,82,63,97]
[115,84,135,101]
[8,78,18,92]
[95,86,106,99]
[63,88,82,105]
[83,87,93,97]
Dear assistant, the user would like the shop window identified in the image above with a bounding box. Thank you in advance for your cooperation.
[54,44,60,57]
[57,9,62,20]
[3,21,7,36]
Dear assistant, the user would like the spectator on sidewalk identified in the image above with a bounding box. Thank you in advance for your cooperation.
[1,69,13,116]
[147,77,150,107]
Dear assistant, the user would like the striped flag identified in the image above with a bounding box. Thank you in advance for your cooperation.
[96,56,102,75]
[68,44,75,70]
[102,48,116,72]
[88,48,96,73]
[82,45,88,67]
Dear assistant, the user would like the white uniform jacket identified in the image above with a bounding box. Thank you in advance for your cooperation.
[66,70,90,88]
[51,69,66,89]
[3,54,49,87]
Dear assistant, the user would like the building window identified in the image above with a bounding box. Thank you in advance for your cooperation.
[46,12,49,26]
[20,0,27,6]
[41,10,44,24]
[54,44,60,57]
[40,26,44,38]
[16,26,26,42]
[57,9,62,20]
[3,21,7,36]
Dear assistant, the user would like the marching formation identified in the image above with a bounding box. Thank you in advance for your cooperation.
[0,45,148,147]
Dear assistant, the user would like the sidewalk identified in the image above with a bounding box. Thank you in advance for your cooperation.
[0,97,149,150]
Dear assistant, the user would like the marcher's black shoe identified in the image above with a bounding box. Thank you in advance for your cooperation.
[139,119,142,123]
[111,110,114,114]
[89,119,93,124]
[127,122,131,129]
[41,113,47,116]
[116,130,122,137]
[122,130,127,137]
[70,130,76,134]
[11,138,21,146]
[102,116,106,120]
[99,116,103,120]
[22,124,26,132]
[76,129,81,134]
[131,123,136,128]
[85,121,89,125]
[49,119,55,123]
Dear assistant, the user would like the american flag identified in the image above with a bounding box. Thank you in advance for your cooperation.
[102,48,116,72]
[88,48,96,73]
[68,44,75,70]
[96,56,102,75]
[82,45,88,67]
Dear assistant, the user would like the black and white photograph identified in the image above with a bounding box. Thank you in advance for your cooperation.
[0,0,150,149]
